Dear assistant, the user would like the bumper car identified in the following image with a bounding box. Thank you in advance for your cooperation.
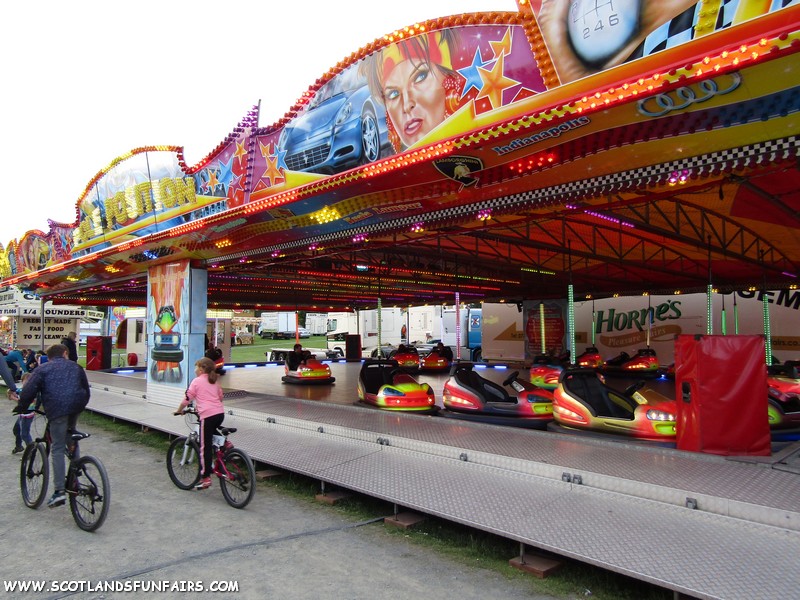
[600,348,660,378]
[575,346,604,369]
[204,347,226,376]
[282,357,335,385]
[441,362,553,428]
[551,368,676,441]
[389,346,420,372]
[370,344,396,359]
[419,351,453,372]
[529,355,564,390]
[357,359,437,413]
[767,361,800,429]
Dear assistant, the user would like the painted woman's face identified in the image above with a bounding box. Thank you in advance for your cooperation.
[383,59,447,149]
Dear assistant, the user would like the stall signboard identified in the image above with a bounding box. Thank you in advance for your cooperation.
[0,287,103,348]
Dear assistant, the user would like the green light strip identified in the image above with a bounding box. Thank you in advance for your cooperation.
[539,303,546,354]
[568,284,575,364]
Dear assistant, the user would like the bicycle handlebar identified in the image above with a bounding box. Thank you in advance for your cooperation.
[173,404,198,416]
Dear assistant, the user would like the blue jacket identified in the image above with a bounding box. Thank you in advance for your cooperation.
[0,356,15,389]
[19,356,90,420]
[5,350,28,373]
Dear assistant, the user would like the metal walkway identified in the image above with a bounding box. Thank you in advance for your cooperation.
[85,366,800,600]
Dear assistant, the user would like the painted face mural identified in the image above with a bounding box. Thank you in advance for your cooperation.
[382,48,449,149]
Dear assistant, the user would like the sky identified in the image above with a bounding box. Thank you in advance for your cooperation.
[0,0,518,247]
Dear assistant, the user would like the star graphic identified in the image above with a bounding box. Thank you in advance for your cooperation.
[259,140,273,159]
[206,169,220,192]
[233,141,247,167]
[262,155,283,187]
[476,53,519,110]
[275,145,289,172]
[199,172,211,192]
[229,171,244,194]
[489,27,513,59]
[457,47,489,99]
[216,156,234,190]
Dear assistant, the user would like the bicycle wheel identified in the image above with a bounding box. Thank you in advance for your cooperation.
[68,455,110,532]
[219,448,256,509]
[20,442,49,509]
[166,436,201,490]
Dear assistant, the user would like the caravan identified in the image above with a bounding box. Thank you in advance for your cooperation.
[326,308,404,357]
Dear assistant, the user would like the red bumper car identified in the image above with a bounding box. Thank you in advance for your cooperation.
[601,348,660,378]
[282,357,335,385]
[442,363,553,428]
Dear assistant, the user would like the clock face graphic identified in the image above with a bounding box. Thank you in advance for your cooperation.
[568,0,641,67]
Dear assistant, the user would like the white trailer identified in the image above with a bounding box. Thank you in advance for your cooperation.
[325,308,403,356]
[326,311,359,355]
[304,312,328,335]
[406,305,442,345]
[360,307,403,353]
[481,302,524,362]
[258,311,298,339]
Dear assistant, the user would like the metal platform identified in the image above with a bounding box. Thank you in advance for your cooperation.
[85,364,800,600]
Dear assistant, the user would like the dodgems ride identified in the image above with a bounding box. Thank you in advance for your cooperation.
[600,348,660,378]
[575,346,605,369]
[529,354,566,391]
[551,368,676,441]
[389,345,420,372]
[768,361,800,430]
[419,343,454,373]
[281,348,335,385]
[441,363,553,428]
[357,359,436,412]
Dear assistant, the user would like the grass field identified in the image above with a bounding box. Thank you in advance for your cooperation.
[76,334,329,368]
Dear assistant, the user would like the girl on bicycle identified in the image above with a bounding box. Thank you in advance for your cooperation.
[174,357,224,490]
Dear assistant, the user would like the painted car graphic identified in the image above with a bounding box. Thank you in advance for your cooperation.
[278,64,391,175]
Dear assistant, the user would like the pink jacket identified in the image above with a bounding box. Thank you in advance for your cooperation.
[186,373,224,419]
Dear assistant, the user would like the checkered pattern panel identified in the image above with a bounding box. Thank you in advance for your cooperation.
[217,137,799,258]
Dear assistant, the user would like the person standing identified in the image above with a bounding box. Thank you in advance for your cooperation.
[17,344,90,507]
[174,357,225,490]
[61,331,79,362]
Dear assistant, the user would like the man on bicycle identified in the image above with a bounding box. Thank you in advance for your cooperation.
[17,344,90,508]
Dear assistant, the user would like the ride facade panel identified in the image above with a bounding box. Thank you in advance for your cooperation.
[0,1,798,312]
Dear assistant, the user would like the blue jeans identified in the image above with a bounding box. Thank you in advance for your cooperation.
[49,413,80,493]
[12,415,34,447]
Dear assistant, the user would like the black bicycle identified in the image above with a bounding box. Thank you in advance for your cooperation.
[166,406,256,509]
[19,411,110,532]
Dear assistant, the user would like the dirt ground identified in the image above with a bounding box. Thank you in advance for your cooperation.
[0,410,560,600]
